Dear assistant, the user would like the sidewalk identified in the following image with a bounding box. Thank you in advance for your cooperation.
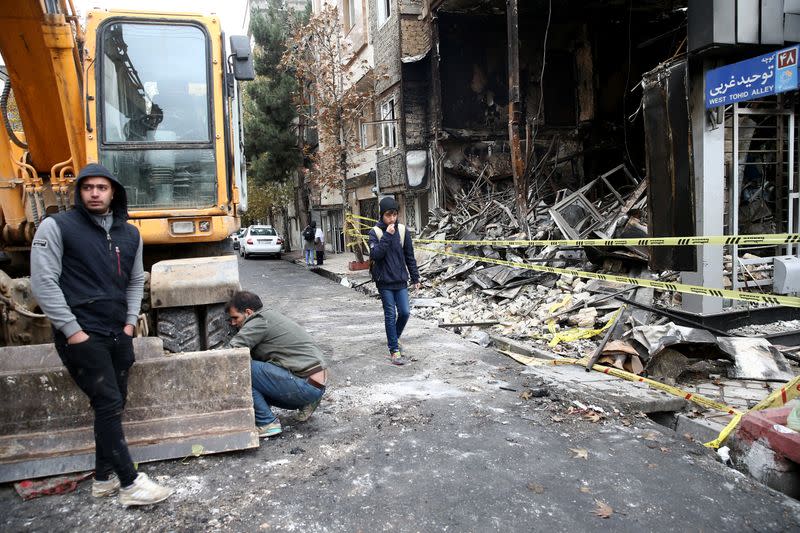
[307,250,793,451]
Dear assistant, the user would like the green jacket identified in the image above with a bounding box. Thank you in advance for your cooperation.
[229,308,326,376]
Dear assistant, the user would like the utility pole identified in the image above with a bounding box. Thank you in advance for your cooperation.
[506,0,529,236]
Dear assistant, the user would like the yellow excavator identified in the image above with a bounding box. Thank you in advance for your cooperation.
[0,1,259,483]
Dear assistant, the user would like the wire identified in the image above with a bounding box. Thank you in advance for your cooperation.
[622,0,639,179]
[533,0,552,134]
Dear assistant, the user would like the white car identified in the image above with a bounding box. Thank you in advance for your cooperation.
[240,225,283,259]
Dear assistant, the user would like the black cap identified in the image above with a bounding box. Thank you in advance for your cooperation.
[379,196,398,219]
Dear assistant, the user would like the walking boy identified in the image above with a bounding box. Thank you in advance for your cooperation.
[368,197,421,365]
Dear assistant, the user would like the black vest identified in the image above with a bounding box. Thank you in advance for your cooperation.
[53,207,140,335]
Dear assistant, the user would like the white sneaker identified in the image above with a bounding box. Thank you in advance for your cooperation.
[118,473,174,507]
[92,474,121,497]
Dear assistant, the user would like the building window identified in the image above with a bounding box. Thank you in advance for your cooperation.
[377,0,391,27]
[343,0,357,31]
[380,98,397,149]
[360,104,377,149]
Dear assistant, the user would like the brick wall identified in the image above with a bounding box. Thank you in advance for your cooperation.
[400,16,431,58]
[371,0,402,94]
[377,152,406,189]
[402,75,428,149]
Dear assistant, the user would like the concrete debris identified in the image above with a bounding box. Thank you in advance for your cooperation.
[411,165,798,392]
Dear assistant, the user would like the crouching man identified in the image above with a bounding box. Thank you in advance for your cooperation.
[226,291,328,437]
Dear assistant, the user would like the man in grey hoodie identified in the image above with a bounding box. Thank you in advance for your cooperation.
[30,163,173,507]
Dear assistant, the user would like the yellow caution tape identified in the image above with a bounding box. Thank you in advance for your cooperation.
[347,213,800,247]
[548,295,572,314]
[417,246,800,307]
[416,233,800,247]
[347,213,379,223]
[548,307,622,347]
[704,374,800,449]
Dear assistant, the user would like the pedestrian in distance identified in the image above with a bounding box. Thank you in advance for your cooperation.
[368,197,421,365]
[302,220,317,266]
[314,223,325,266]
[30,163,173,507]
[226,291,328,438]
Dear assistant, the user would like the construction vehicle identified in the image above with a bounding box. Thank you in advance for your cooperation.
[0,1,259,483]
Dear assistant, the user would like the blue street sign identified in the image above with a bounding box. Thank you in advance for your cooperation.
[705,46,799,109]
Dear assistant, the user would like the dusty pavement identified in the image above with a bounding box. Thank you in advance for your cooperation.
[2,256,800,532]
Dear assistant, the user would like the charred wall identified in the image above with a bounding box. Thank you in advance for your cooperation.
[438,12,509,134]
[430,0,688,210]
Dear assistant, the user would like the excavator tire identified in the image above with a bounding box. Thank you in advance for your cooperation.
[205,303,229,350]
[157,307,201,353]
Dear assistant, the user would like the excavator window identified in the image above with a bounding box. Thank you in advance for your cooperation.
[97,21,216,210]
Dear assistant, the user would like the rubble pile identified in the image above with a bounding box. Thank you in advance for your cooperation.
[410,168,799,381]
[413,168,657,357]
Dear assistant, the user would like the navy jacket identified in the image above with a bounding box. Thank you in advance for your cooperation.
[368,221,420,290]
[51,174,139,336]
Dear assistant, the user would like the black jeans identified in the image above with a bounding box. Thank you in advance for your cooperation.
[316,250,324,265]
[55,333,137,486]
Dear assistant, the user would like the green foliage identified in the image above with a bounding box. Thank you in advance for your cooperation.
[241,180,293,227]
[243,0,309,186]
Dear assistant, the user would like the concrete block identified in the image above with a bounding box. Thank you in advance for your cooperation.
[738,406,800,463]
[675,413,726,443]
[0,342,258,483]
[731,439,800,498]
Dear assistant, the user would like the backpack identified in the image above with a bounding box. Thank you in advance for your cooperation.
[371,224,406,247]
[303,226,315,242]
[369,224,406,280]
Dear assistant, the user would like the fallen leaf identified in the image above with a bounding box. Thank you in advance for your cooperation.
[641,431,660,441]
[660,447,670,454]
[527,482,545,494]
[191,444,204,457]
[550,415,565,423]
[593,500,614,518]
[683,433,696,442]
[583,411,603,423]
[620,419,632,426]
[520,389,533,400]
[648,463,658,469]
[566,406,580,416]
[579,486,592,494]
[570,448,589,460]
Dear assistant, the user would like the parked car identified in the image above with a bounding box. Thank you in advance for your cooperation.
[240,225,283,259]
[230,228,245,250]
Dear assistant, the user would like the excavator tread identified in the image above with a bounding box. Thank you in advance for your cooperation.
[157,307,201,353]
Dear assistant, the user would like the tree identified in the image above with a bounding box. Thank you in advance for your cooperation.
[240,181,293,228]
[282,5,372,260]
[244,0,308,186]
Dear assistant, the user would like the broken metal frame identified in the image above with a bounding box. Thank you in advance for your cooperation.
[547,173,633,240]
[728,100,797,298]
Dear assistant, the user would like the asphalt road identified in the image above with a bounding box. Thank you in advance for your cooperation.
[2,256,799,532]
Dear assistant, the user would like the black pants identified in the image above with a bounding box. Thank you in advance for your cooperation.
[316,250,324,265]
[55,333,138,485]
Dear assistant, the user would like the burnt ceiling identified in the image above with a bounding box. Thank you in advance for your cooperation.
[434,0,688,20]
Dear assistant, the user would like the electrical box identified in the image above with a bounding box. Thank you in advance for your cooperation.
[773,256,800,294]
[689,0,791,52]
